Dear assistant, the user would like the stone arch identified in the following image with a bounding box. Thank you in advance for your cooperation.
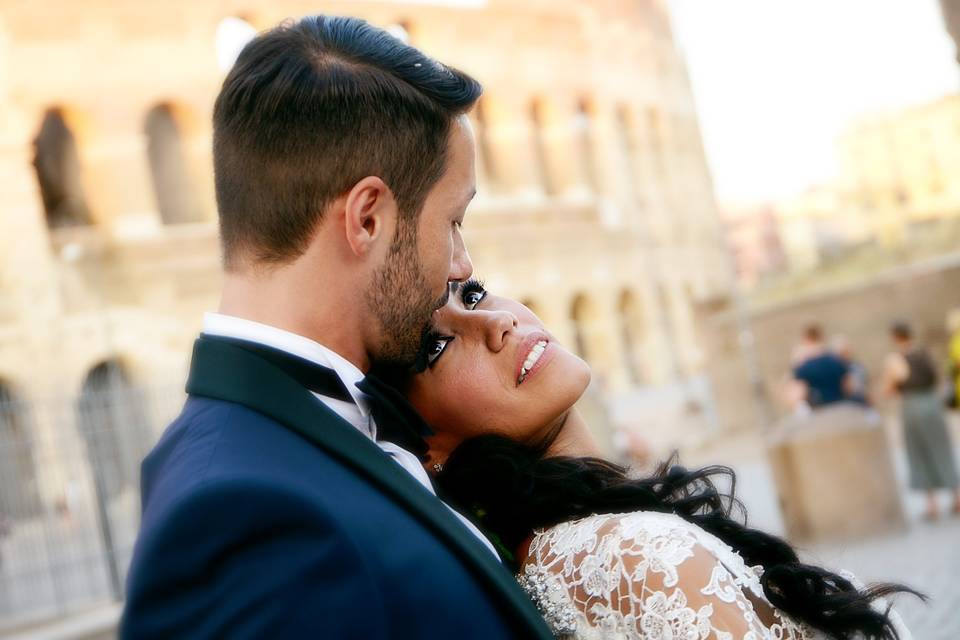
[569,293,599,361]
[32,107,92,230]
[0,380,42,518]
[145,103,204,225]
[76,359,151,501]
[618,289,647,385]
[529,97,556,195]
[574,97,599,192]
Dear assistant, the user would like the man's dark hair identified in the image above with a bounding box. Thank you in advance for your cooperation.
[891,321,912,341]
[212,15,482,268]
[803,324,822,342]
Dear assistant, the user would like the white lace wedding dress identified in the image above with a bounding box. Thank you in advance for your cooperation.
[517,511,910,639]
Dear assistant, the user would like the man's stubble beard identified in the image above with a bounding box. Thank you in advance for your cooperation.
[366,220,449,368]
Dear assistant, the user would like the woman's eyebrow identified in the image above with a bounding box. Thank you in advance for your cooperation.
[449,281,463,299]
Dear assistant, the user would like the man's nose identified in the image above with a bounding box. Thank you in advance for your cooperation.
[448,229,473,282]
[483,310,519,352]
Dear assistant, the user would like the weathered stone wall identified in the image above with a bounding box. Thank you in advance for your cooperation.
[702,253,960,434]
[0,0,732,508]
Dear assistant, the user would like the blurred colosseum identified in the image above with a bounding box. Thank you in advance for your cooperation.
[0,0,734,514]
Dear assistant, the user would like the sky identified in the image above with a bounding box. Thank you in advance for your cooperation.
[667,0,960,205]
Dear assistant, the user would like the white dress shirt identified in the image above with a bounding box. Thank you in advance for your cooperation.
[201,312,500,559]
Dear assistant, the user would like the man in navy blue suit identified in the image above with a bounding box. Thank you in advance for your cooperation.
[121,15,551,639]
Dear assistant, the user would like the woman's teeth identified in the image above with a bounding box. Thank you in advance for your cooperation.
[518,340,548,385]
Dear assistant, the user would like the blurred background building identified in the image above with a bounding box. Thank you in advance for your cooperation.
[0,0,735,632]
[836,95,960,247]
[3,0,960,637]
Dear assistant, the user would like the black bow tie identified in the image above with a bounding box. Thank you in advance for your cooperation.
[207,336,433,459]
[355,374,434,459]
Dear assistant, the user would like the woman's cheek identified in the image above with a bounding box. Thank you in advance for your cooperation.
[443,360,507,429]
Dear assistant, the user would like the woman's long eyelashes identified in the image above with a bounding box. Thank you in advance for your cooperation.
[424,333,454,368]
[461,278,487,309]
[413,331,454,372]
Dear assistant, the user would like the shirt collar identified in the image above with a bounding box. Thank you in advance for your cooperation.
[201,312,372,416]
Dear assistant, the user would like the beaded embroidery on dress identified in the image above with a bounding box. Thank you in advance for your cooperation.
[517,511,910,640]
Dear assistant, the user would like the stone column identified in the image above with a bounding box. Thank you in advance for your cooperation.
[639,106,676,245]
[478,94,543,198]
[86,103,159,236]
[172,99,217,224]
[0,116,71,510]
[532,98,582,197]
[587,101,633,226]
[0,112,62,324]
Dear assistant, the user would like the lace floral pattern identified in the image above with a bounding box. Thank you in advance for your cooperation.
[518,511,820,640]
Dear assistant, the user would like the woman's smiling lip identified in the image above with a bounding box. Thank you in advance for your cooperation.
[515,330,554,386]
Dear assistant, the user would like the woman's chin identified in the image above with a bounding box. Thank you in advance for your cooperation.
[541,349,592,404]
[568,352,592,393]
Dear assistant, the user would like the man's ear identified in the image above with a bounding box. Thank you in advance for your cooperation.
[343,176,397,257]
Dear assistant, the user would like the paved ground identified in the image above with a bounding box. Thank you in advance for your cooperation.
[686,421,960,640]
[808,516,960,640]
[4,411,958,638]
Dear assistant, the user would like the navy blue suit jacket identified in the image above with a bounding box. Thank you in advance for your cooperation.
[121,337,551,639]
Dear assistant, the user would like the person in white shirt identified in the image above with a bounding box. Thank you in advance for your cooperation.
[122,15,552,640]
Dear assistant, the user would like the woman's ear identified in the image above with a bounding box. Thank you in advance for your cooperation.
[424,446,446,474]
[343,176,397,257]
[424,433,458,474]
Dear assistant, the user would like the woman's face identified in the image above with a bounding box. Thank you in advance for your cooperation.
[406,279,591,456]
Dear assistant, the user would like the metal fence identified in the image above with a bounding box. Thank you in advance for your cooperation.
[0,383,183,633]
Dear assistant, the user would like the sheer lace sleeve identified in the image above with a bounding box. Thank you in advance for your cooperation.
[518,512,815,639]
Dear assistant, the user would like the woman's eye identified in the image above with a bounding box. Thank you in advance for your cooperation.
[461,279,487,310]
[463,290,486,309]
[426,337,453,366]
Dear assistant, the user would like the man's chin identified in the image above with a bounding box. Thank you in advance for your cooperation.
[371,328,424,370]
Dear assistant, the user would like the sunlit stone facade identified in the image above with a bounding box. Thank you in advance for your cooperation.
[0,0,731,505]
[836,95,960,246]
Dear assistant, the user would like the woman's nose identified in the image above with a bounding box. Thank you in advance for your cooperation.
[482,310,519,352]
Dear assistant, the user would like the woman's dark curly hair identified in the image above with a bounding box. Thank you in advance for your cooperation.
[436,434,922,640]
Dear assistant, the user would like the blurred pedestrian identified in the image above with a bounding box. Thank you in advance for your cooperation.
[882,322,960,520]
[947,309,960,410]
[831,334,871,406]
[791,324,853,409]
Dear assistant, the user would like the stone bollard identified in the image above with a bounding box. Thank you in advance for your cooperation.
[766,403,905,543]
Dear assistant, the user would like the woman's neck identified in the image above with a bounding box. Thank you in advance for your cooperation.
[544,407,603,458]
